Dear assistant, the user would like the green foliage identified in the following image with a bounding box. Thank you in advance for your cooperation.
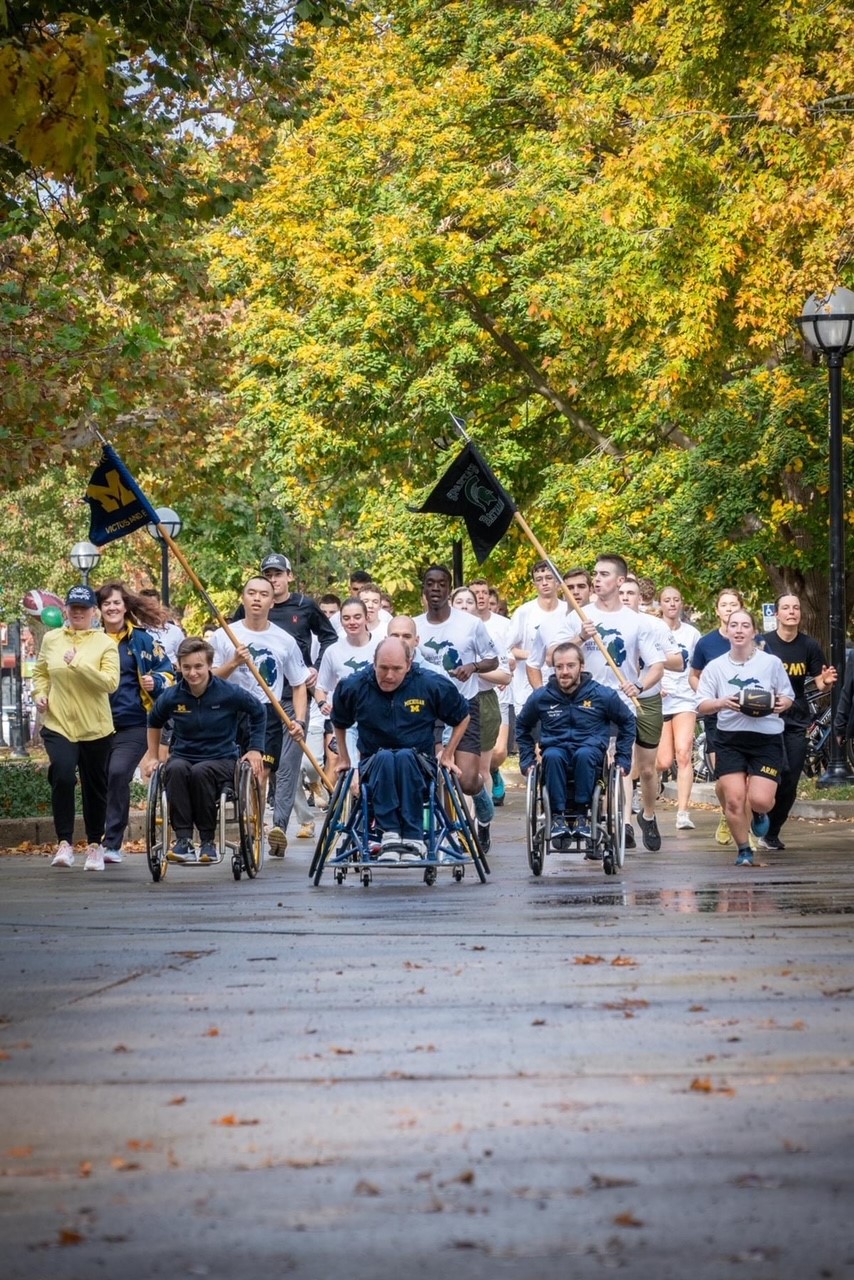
[0,759,74,818]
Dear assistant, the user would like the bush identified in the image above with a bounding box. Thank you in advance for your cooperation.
[0,758,80,817]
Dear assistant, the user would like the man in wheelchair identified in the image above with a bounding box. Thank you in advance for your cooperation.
[142,637,266,864]
[516,641,635,845]
[331,636,471,863]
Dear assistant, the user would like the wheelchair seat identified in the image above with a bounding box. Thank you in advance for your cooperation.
[309,753,490,888]
[526,756,625,877]
[145,759,263,883]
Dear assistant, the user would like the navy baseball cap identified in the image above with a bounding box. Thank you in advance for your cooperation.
[261,553,292,573]
[66,585,98,608]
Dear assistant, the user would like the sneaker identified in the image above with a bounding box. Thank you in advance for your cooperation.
[377,832,401,864]
[714,815,732,845]
[624,824,636,850]
[267,826,288,858]
[751,811,770,839]
[637,813,661,852]
[550,816,571,842]
[675,811,695,830]
[735,848,754,867]
[573,818,592,840]
[475,820,491,854]
[631,783,642,814]
[491,769,505,806]
[400,839,427,862]
[84,844,105,871]
[102,848,123,864]
[297,822,316,840]
[758,834,785,851]
[51,841,75,868]
[198,841,218,863]
[167,838,197,864]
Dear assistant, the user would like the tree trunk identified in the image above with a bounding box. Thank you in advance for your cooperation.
[761,560,854,658]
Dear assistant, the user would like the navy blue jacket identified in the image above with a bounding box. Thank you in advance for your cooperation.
[109,623,174,728]
[516,672,636,774]
[332,664,469,758]
[149,674,266,762]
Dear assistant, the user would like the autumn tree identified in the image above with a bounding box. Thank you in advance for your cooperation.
[213,0,854,627]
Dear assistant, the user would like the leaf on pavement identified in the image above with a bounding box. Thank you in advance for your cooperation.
[614,1212,644,1228]
[167,1096,186,1106]
[611,955,638,967]
[213,1114,259,1126]
[574,954,605,965]
[58,1228,86,1246]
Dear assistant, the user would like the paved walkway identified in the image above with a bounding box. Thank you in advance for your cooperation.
[1,786,853,1279]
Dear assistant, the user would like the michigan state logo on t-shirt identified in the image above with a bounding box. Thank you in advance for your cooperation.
[423,637,462,673]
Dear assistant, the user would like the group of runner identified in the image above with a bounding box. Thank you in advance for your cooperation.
[33,547,837,871]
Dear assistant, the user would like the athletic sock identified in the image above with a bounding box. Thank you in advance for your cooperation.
[473,786,494,824]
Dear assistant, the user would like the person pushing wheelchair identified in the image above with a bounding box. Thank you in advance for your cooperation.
[331,636,471,863]
[516,641,635,845]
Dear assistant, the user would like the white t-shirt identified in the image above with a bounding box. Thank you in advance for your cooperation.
[415,610,498,701]
[530,602,663,711]
[636,612,681,699]
[508,597,567,710]
[149,620,184,666]
[697,648,794,735]
[661,620,701,714]
[210,621,309,704]
[480,610,514,706]
[317,634,379,698]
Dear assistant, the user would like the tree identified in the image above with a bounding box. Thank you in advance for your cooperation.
[213,0,854,625]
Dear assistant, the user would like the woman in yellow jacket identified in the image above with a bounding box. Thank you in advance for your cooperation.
[33,584,120,870]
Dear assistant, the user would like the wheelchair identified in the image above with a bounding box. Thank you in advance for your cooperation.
[145,759,263,884]
[309,755,490,888]
[525,756,626,877]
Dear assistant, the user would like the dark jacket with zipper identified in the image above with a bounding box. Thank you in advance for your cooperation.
[515,672,635,774]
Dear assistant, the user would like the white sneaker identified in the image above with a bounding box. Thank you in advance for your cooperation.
[84,844,105,871]
[400,839,427,863]
[377,846,400,864]
[102,848,123,864]
[51,841,75,868]
[378,831,402,863]
[675,811,695,830]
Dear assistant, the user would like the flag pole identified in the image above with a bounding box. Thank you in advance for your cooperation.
[156,525,334,792]
[446,415,638,704]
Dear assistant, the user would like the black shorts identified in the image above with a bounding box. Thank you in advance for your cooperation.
[702,715,720,757]
[714,730,785,783]
[236,704,287,771]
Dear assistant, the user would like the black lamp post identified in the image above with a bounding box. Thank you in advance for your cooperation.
[797,286,854,785]
[69,540,102,586]
[145,507,182,608]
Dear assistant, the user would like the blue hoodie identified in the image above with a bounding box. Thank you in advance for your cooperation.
[516,672,635,775]
[150,674,266,762]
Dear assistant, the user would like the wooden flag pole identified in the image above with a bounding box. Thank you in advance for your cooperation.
[510,510,640,707]
[157,525,335,792]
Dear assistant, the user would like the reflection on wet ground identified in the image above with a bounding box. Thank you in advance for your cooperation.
[534,881,854,916]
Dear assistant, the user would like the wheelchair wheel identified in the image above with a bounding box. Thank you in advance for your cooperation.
[145,764,168,883]
[237,760,263,879]
[606,762,626,870]
[441,768,488,883]
[311,771,352,886]
[525,764,545,876]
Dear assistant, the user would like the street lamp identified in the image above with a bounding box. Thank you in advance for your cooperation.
[69,540,101,586]
[797,286,854,785]
[145,506,182,608]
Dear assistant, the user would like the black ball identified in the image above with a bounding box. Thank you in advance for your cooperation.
[738,688,775,717]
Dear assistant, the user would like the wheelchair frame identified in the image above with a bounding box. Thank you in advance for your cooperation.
[145,759,263,883]
[309,760,490,887]
[525,757,626,877]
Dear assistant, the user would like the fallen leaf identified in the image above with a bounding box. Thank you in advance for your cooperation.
[78,1161,93,1178]
[574,954,605,965]
[614,1212,644,1228]
[110,1158,141,1171]
[213,1115,259,1127]
[0,1051,10,1061]
[330,1046,354,1055]
[470,945,486,952]
[127,1139,154,1151]
[403,961,424,970]
[590,1174,637,1190]
[690,1077,713,1093]
[531,1019,546,1026]
[354,1179,381,1196]
[203,1027,220,1038]
[58,1228,86,1246]
[611,955,638,967]
[689,1005,707,1012]
[112,1044,130,1053]
[602,998,649,1012]
[167,1096,186,1106]
[7,1145,33,1158]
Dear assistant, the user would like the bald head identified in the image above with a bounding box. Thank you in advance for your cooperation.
[374,636,412,691]
[387,615,419,648]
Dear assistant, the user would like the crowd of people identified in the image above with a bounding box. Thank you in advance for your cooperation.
[30,550,840,873]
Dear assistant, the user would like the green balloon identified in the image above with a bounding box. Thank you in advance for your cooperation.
[41,605,64,629]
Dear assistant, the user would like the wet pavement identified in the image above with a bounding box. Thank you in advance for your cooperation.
[1,786,853,1279]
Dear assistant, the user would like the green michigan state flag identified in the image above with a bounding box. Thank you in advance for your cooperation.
[415,442,516,563]
[85,445,161,545]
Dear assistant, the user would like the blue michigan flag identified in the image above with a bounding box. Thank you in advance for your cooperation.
[85,446,161,546]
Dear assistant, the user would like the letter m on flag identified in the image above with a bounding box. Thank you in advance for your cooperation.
[85,445,161,546]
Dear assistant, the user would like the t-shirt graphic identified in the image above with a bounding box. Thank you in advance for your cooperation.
[343,654,373,675]
[726,673,763,692]
[597,625,627,668]
[423,636,462,673]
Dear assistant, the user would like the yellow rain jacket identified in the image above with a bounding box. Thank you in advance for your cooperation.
[34,627,120,741]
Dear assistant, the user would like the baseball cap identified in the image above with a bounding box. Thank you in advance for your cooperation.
[261,553,292,573]
[66,584,98,608]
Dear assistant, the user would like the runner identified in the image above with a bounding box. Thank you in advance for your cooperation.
[508,561,567,724]
[314,597,380,765]
[760,594,836,849]
[696,609,794,866]
[358,582,390,641]
[655,586,702,830]
[210,576,309,857]
[470,577,515,806]
[232,552,337,688]
[690,589,745,846]
[415,565,500,851]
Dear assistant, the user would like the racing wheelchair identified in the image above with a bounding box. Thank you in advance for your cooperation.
[145,759,263,884]
[525,755,626,877]
[309,753,490,887]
